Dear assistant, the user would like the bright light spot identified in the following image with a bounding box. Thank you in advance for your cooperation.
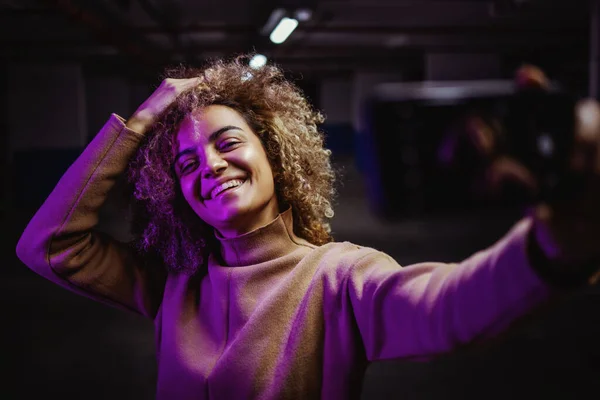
[241,71,253,82]
[537,133,554,157]
[294,9,312,22]
[249,54,267,69]
[270,17,299,44]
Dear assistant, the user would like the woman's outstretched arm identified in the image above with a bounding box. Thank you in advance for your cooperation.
[346,98,600,360]
[344,218,552,360]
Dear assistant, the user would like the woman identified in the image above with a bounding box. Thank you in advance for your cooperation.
[16,57,600,399]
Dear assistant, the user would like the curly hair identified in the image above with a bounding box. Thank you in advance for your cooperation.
[126,55,336,274]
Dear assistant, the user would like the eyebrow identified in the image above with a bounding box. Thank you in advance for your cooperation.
[174,125,242,164]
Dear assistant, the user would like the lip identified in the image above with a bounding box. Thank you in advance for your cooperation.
[212,180,245,200]
[203,177,247,200]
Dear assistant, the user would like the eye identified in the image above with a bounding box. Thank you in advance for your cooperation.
[219,138,240,150]
[179,160,198,175]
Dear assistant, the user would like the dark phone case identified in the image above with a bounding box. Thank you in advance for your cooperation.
[504,90,578,203]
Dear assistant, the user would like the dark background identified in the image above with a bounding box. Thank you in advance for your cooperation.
[2,0,599,399]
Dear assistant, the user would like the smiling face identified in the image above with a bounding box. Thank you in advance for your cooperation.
[174,105,280,238]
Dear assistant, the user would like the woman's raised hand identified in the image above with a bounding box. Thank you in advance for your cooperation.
[126,77,201,134]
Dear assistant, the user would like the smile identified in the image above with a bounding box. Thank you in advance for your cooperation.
[209,179,246,199]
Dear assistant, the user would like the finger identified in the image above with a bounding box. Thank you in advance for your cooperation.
[490,157,539,193]
[179,77,205,92]
[572,99,600,173]
[575,99,600,142]
[186,76,203,86]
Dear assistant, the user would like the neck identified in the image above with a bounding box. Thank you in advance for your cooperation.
[215,201,280,239]
[214,208,309,267]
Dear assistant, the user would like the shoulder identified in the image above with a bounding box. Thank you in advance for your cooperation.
[310,240,399,272]
[306,241,403,299]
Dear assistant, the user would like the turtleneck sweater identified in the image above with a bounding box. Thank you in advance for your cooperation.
[17,114,551,399]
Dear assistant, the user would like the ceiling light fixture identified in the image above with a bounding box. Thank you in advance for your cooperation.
[249,54,267,69]
[269,17,299,44]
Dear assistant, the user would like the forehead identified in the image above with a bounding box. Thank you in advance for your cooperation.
[176,105,248,146]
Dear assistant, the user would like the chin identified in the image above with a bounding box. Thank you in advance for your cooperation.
[219,206,250,224]
[198,201,252,227]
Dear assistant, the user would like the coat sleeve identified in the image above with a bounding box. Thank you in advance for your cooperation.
[16,114,166,318]
[346,218,552,360]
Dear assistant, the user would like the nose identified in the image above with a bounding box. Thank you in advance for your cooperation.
[202,151,228,178]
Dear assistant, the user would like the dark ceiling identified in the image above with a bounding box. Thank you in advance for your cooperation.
[0,0,593,79]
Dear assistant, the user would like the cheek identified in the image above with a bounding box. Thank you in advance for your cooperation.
[180,178,198,205]
[260,168,277,200]
[256,157,275,189]
[254,146,274,176]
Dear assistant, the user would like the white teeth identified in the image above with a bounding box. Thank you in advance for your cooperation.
[210,179,244,199]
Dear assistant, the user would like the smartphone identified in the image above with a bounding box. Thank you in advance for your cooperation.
[503,89,578,203]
